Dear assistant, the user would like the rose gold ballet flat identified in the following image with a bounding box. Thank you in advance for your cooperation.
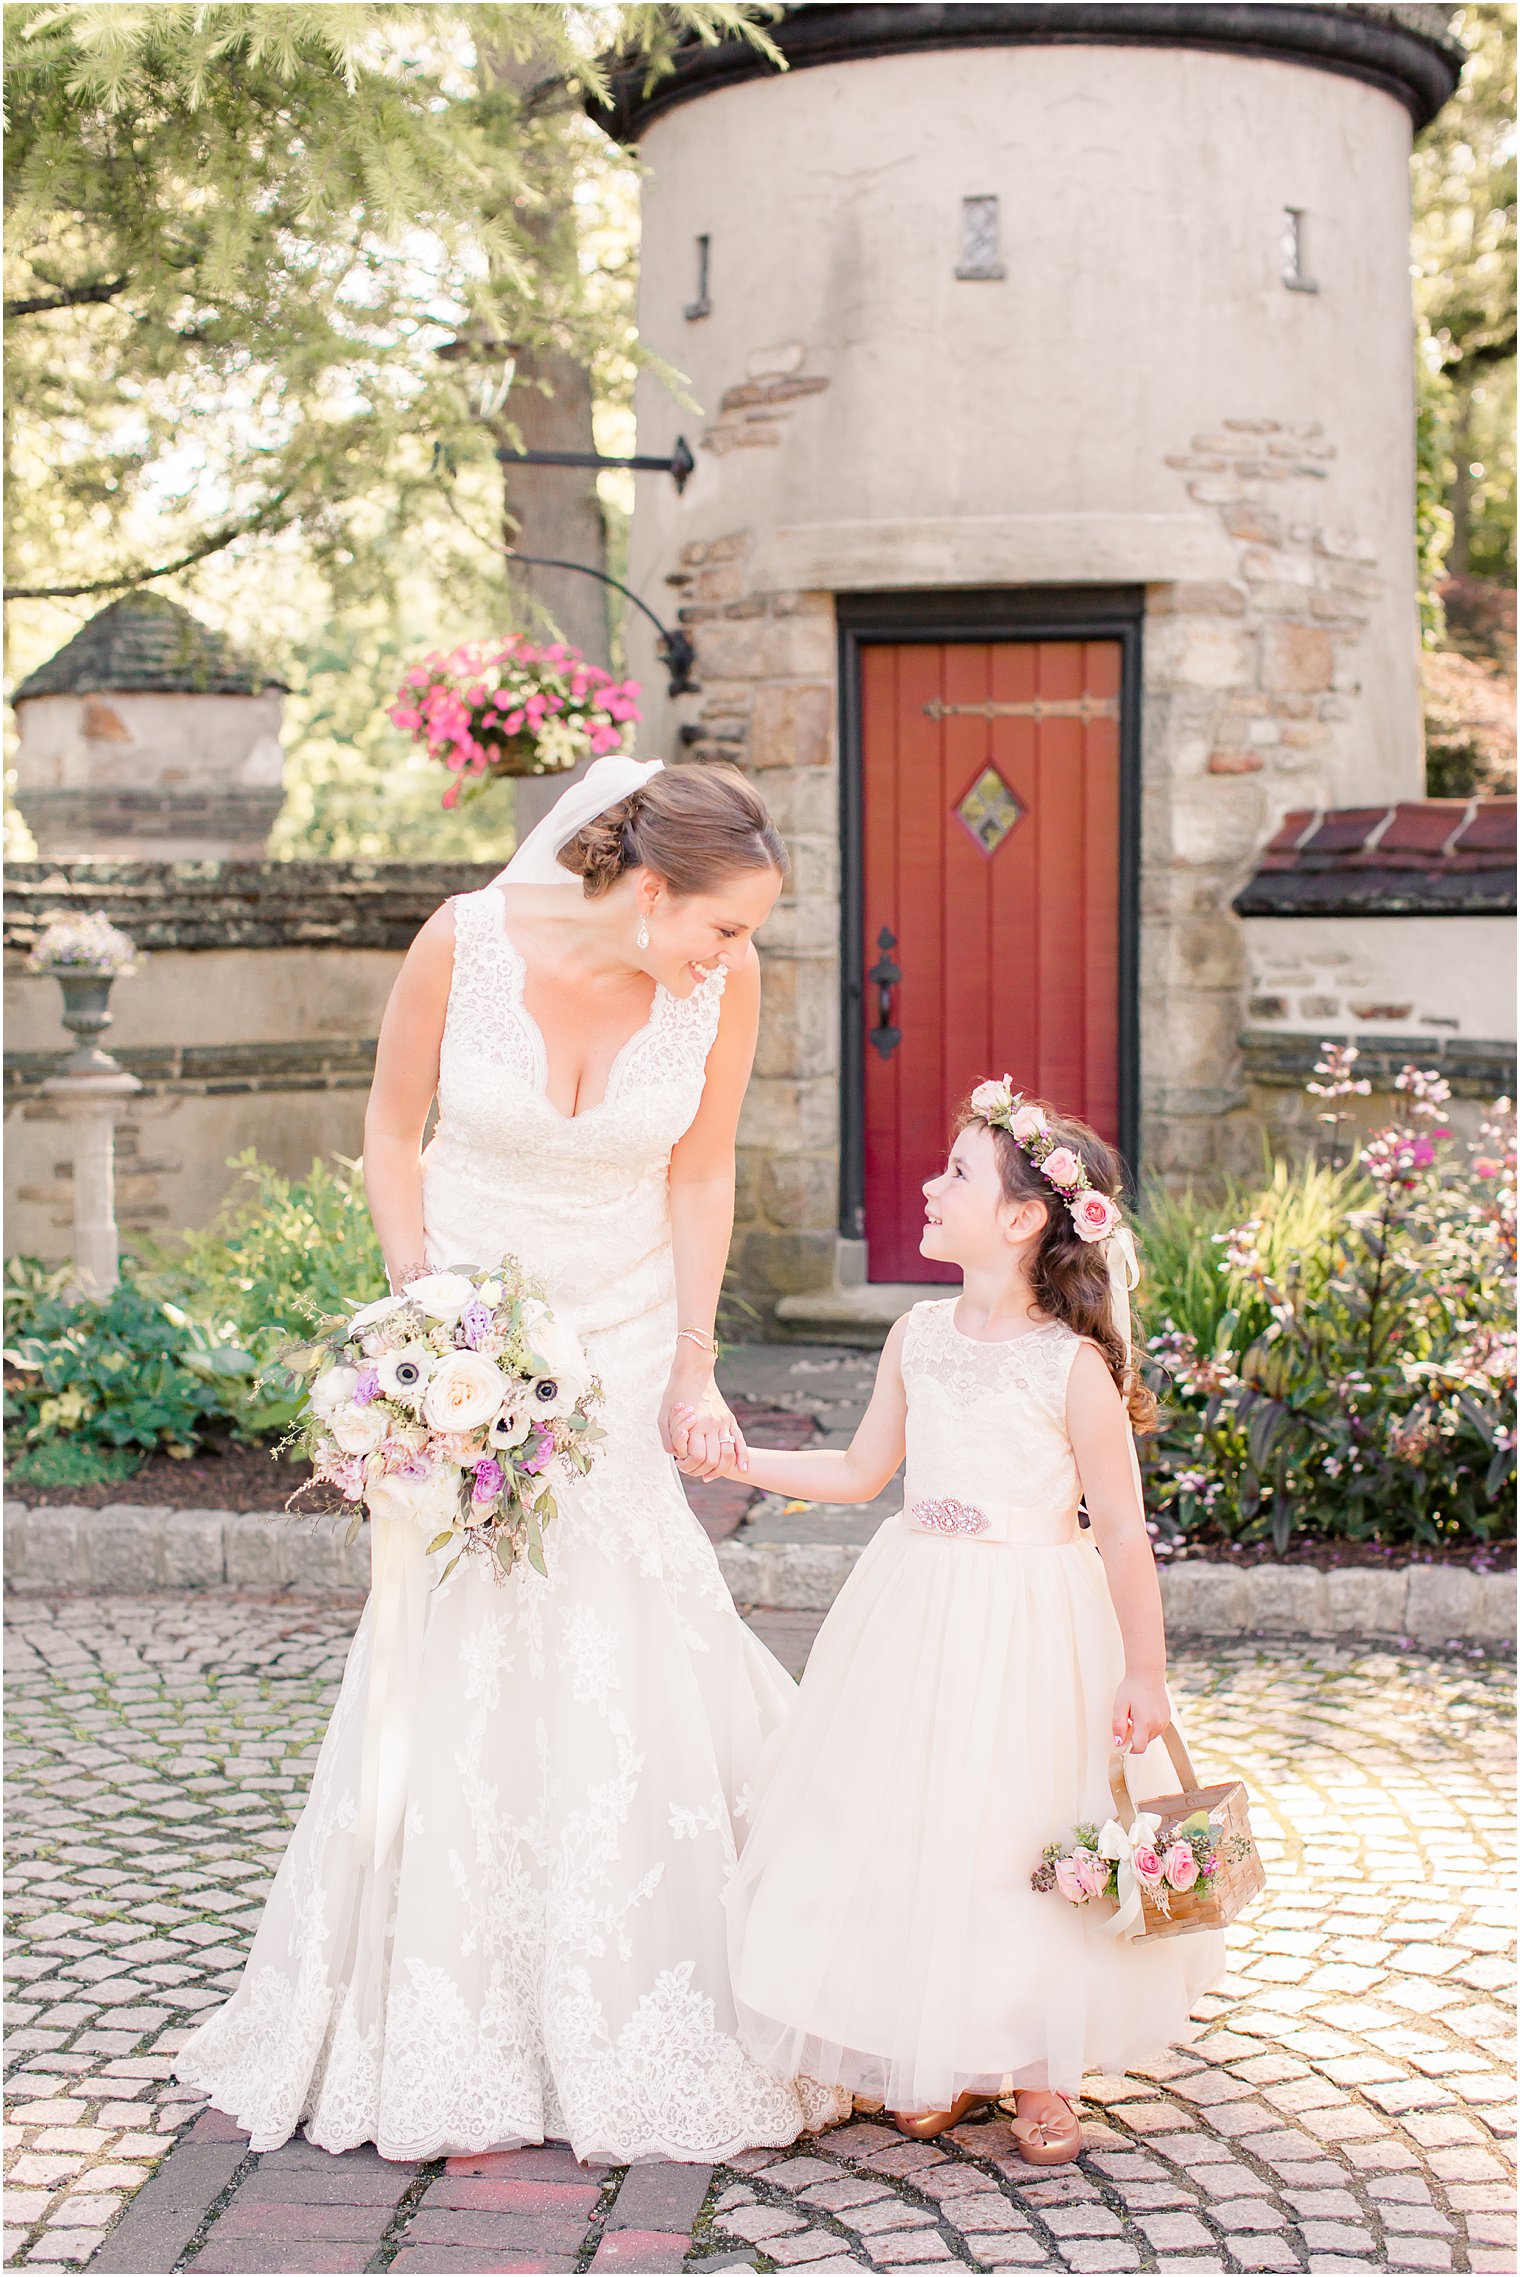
[890,2089,991,2140]
[1007,2092,1083,2166]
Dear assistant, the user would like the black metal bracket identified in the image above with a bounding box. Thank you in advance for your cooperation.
[504,551,697,699]
[866,926,902,1061]
[497,436,695,494]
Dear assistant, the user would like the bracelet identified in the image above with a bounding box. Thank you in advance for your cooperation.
[676,1327,718,1356]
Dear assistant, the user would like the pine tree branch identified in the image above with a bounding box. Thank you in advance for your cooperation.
[4,491,295,599]
[5,277,128,318]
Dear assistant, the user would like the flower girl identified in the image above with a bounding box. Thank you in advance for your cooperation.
[676,1083,1224,2163]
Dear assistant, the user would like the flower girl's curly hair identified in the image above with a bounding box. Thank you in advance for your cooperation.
[955,1094,1159,1433]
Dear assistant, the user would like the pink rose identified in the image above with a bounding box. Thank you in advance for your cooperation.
[1070,1190,1121,1243]
[1054,1858,1090,1905]
[1130,1844,1165,1891]
[1041,1145,1083,1191]
[1073,1848,1109,1898]
[1163,1843,1200,1892]
[1009,1102,1047,1143]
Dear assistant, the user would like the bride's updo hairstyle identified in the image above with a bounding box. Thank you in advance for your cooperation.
[556,761,786,899]
[955,1093,1158,1433]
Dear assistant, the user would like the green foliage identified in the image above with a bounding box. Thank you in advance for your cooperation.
[1412,4,1517,594]
[2,3,778,620]
[1139,1077,1517,1554]
[6,1435,144,1489]
[3,1257,261,1458]
[147,1151,388,1424]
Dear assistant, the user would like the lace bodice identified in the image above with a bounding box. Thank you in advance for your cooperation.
[422,887,726,1339]
[900,1300,1087,1546]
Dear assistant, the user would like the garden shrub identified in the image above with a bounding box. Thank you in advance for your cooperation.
[3,1258,262,1467]
[1139,1058,1517,1553]
[146,1150,386,1428]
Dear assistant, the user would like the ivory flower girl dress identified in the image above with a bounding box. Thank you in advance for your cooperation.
[728,1300,1225,2116]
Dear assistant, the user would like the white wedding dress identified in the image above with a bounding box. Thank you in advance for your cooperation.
[175,884,844,2162]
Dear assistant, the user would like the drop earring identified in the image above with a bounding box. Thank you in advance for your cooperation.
[636,915,650,951]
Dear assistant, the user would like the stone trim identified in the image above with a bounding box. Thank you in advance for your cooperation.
[13,787,287,848]
[4,1501,1511,1643]
[4,1037,378,1105]
[4,859,501,954]
[1240,1027,1516,1095]
[600,4,1463,140]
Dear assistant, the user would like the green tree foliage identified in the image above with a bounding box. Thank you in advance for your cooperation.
[2,3,773,616]
[1413,3,1517,605]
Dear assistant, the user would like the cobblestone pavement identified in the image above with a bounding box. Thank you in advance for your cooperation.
[4,1594,1514,2276]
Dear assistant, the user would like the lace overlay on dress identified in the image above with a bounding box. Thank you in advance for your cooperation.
[175,888,846,2161]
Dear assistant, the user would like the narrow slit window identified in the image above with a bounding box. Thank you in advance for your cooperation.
[684,234,712,321]
[1281,208,1320,294]
[956,196,1005,281]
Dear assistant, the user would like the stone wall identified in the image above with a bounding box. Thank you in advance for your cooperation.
[4,861,496,1261]
[671,537,843,1306]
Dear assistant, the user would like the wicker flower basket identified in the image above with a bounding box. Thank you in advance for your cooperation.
[1100,1724,1266,1940]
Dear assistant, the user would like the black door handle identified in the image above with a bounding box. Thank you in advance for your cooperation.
[867,927,902,1061]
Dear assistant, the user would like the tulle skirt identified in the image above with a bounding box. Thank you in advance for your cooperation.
[728,1521,1225,2112]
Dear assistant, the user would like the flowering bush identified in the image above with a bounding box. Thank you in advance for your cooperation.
[286,1260,605,1582]
[26,910,138,975]
[388,637,641,806]
[1141,1052,1516,1553]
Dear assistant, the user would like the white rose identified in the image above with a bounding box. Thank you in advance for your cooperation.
[525,1313,594,1418]
[377,1343,437,1406]
[348,1291,409,1333]
[310,1364,359,1419]
[365,1465,459,1536]
[423,1350,509,1434]
[476,1279,504,1309]
[405,1270,478,1324]
[329,1402,387,1455]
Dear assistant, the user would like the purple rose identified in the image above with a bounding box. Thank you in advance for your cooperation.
[353,1367,381,1405]
[520,1426,554,1475]
[471,1456,505,1504]
[460,1300,495,1350]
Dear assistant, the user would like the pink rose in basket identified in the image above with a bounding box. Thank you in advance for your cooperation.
[1130,1843,1166,1891]
[1163,1842,1200,1892]
[1054,1858,1091,1904]
[1073,1848,1110,1899]
[1041,1146,1083,1191]
[1070,1191,1121,1243]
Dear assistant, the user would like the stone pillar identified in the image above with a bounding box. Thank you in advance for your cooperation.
[40,1067,143,1296]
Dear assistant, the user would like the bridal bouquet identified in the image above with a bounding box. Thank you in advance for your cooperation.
[287,1262,605,1582]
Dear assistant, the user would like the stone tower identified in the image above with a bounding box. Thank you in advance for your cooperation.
[12,591,287,859]
[603,4,1463,1327]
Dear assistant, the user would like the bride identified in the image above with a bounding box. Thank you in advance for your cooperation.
[175,755,846,2163]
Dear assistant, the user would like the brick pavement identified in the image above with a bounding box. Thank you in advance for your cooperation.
[3,1594,1514,2275]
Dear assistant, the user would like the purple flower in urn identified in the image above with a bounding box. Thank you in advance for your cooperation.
[520,1425,554,1475]
[471,1456,505,1504]
[460,1300,495,1350]
[353,1366,381,1405]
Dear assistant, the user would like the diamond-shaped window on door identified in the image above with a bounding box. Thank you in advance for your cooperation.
[955,767,1025,855]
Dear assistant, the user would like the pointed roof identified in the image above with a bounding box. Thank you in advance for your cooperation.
[13,592,286,702]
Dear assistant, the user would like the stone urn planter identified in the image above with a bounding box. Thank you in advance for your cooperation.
[51,968,127,1079]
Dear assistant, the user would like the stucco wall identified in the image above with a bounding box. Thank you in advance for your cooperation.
[1243,914,1517,1042]
[627,39,1421,790]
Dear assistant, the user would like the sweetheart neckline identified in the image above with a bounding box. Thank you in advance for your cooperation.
[485,891,676,1125]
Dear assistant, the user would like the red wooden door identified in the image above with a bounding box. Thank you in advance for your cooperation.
[860,638,1123,1283]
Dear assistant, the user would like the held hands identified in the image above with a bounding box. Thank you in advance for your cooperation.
[658,1349,750,1482]
[1112,1671,1170,1755]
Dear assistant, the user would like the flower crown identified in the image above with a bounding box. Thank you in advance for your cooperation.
[969,1077,1123,1245]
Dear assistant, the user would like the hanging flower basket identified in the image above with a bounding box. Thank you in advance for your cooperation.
[388,638,642,807]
